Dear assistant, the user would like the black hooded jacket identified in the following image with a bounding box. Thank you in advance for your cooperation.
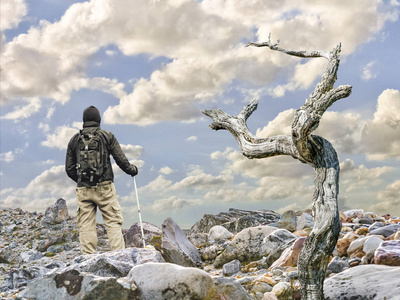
[65,121,138,187]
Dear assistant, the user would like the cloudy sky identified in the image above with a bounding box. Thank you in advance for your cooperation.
[1,0,399,229]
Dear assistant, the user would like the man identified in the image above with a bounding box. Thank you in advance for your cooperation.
[66,105,138,254]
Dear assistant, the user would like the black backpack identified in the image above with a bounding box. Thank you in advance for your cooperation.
[76,128,106,184]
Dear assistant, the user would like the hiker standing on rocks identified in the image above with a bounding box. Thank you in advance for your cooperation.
[65,106,138,254]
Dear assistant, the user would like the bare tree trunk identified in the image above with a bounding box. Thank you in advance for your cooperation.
[202,35,352,300]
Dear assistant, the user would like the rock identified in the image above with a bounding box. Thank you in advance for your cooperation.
[200,245,218,261]
[67,248,164,278]
[359,216,373,225]
[362,236,383,254]
[19,269,138,300]
[275,210,297,232]
[209,225,232,243]
[0,246,22,264]
[41,198,68,225]
[223,259,241,276]
[327,257,350,274]
[123,221,162,248]
[262,292,279,300]
[324,265,400,299]
[188,233,208,248]
[296,212,314,231]
[347,236,369,257]
[127,262,214,300]
[271,282,291,297]
[214,226,278,267]
[368,221,384,232]
[369,224,400,237]
[0,266,47,292]
[161,217,202,267]
[338,211,347,223]
[4,224,16,234]
[269,237,306,269]
[252,281,273,294]
[343,209,364,219]
[262,229,297,266]
[336,238,352,257]
[355,227,369,235]
[374,240,400,266]
[189,208,279,235]
[213,277,253,300]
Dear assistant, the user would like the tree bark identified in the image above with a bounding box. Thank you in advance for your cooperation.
[203,35,352,300]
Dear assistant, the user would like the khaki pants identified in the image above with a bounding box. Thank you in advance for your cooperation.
[76,182,125,254]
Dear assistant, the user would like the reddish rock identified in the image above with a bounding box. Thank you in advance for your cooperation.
[374,240,400,266]
[269,237,306,269]
[355,227,369,236]
[336,238,352,257]
[350,249,365,259]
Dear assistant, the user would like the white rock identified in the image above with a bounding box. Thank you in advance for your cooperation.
[208,225,232,242]
[362,236,384,253]
[324,265,400,299]
[127,262,215,300]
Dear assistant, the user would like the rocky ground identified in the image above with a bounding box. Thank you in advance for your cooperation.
[1,198,399,299]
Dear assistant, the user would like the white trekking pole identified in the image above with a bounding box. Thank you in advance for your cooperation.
[133,177,146,247]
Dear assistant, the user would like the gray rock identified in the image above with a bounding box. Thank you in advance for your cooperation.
[369,224,400,237]
[214,225,278,267]
[161,217,202,267]
[123,221,162,248]
[362,236,383,254]
[41,198,68,225]
[324,265,400,299]
[0,246,22,264]
[368,221,384,232]
[69,248,164,278]
[200,245,218,261]
[127,262,214,300]
[188,232,209,248]
[19,269,138,300]
[5,224,16,233]
[223,259,241,276]
[275,210,297,232]
[262,229,297,266]
[209,225,232,243]
[0,266,47,292]
[213,277,253,300]
[327,257,350,274]
[296,212,314,230]
[189,208,279,235]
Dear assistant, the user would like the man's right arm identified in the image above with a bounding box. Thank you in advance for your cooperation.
[65,135,78,182]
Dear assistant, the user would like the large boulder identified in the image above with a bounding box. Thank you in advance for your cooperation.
[161,217,202,267]
[214,225,278,267]
[41,198,69,225]
[0,266,47,292]
[64,248,164,278]
[123,221,162,248]
[189,208,279,235]
[19,269,138,300]
[208,225,233,243]
[324,265,400,299]
[127,262,215,300]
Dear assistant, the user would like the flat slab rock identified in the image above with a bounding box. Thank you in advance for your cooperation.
[324,264,400,299]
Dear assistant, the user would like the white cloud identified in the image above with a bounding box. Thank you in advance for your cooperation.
[186,136,198,142]
[0,0,27,31]
[2,0,398,124]
[372,180,400,214]
[0,165,76,212]
[159,166,174,175]
[1,98,41,121]
[0,151,14,163]
[150,196,202,212]
[120,144,143,160]
[361,61,378,81]
[362,89,400,160]
[42,124,81,150]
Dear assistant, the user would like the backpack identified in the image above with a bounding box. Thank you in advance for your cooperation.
[76,128,106,184]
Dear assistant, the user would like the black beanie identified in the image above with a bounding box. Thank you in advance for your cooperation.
[83,106,101,123]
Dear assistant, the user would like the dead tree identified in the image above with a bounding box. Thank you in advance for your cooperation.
[202,35,352,300]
